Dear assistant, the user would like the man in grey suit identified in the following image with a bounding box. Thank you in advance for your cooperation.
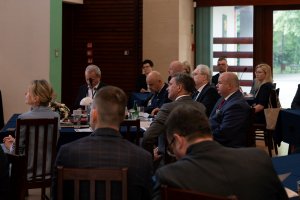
[52,86,153,200]
[142,73,206,160]
[152,104,288,200]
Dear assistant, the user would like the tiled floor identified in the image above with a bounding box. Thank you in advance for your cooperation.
[26,141,289,200]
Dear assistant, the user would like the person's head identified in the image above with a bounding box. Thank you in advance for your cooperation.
[192,64,212,89]
[166,104,212,159]
[217,72,239,98]
[217,57,228,73]
[255,63,273,84]
[146,71,164,93]
[167,73,195,101]
[142,59,154,75]
[182,61,191,74]
[25,80,54,107]
[85,64,101,88]
[168,60,184,76]
[90,86,127,130]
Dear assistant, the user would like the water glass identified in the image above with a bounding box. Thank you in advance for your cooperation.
[73,110,82,128]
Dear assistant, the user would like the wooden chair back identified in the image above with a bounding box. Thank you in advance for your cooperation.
[161,186,238,200]
[57,166,128,200]
[15,117,58,200]
[120,119,141,145]
[0,90,4,130]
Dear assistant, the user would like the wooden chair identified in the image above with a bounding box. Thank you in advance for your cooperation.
[6,153,26,200]
[161,186,238,200]
[120,119,141,145]
[57,166,128,200]
[253,89,280,156]
[14,117,59,200]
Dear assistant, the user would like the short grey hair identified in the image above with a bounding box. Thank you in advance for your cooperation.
[196,64,212,82]
[85,64,101,76]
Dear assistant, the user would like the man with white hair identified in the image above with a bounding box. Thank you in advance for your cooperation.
[74,64,106,109]
[192,64,220,116]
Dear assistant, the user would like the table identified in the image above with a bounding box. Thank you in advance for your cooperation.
[272,154,300,196]
[275,109,300,146]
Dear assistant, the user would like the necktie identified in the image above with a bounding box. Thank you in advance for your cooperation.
[193,91,200,101]
[217,98,226,109]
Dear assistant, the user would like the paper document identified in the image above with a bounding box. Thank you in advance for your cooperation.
[74,128,93,132]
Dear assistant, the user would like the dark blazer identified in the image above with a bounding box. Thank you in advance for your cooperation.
[145,83,171,114]
[136,74,147,92]
[142,96,206,154]
[73,82,106,110]
[291,84,300,109]
[254,82,274,123]
[52,128,153,200]
[194,84,220,116]
[209,90,251,147]
[211,73,220,86]
[152,141,288,200]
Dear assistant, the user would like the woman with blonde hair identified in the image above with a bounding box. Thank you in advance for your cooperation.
[252,63,274,123]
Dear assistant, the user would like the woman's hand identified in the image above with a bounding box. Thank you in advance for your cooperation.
[3,135,15,150]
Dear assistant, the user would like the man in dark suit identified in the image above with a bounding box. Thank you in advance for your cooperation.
[192,64,220,116]
[73,64,106,110]
[145,71,170,115]
[152,104,288,200]
[211,57,228,86]
[142,73,206,158]
[52,86,153,200]
[209,72,251,147]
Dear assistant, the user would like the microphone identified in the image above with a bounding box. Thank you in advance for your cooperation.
[239,67,247,81]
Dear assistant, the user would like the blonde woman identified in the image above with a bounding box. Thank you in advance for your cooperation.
[252,63,274,123]
[2,79,60,153]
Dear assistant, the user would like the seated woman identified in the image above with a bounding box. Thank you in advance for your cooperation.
[1,79,60,153]
[252,64,274,123]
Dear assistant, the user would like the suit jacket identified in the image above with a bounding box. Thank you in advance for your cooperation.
[145,83,170,114]
[254,82,273,123]
[209,91,251,147]
[52,128,153,200]
[194,84,220,116]
[211,73,220,86]
[152,141,288,200]
[292,84,300,109]
[73,82,106,110]
[142,96,206,154]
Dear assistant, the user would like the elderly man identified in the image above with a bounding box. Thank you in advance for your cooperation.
[167,60,185,82]
[53,86,153,200]
[145,71,170,115]
[192,64,220,116]
[209,72,251,147]
[152,104,288,200]
[142,73,206,159]
[212,57,228,86]
[73,64,106,109]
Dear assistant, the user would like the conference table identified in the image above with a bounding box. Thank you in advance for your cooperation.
[272,154,300,199]
[0,114,151,151]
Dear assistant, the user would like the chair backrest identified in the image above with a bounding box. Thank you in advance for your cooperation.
[0,90,4,130]
[6,153,26,200]
[57,166,128,200]
[161,186,238,200]
[161,186,237,200]
[120,119,141,145]
[269,89,280,108]
[15,118,58,191]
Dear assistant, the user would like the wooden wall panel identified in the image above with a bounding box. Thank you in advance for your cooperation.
[62,0,142,109]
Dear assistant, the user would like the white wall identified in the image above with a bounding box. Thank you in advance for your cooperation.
[0,0,50,122]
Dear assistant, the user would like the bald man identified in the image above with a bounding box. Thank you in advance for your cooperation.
[209,72,251,147]
[145,71,170,115]
[167,60,185,82]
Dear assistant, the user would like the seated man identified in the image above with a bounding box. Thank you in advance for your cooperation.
[152,104,288,200]
[211,57,228,86]
[192,64,220,116]
[145,71,170,115]
[167,60,185,82]
[142,73,206,157]
[73,64,106,109]
[52,86,153,200]
[209,72,251,147]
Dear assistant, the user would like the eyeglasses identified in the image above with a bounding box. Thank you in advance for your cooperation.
[167,137,176,157]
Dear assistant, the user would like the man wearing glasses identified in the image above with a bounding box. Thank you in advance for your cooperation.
[211,57,228,86]
[152,104,288,200]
